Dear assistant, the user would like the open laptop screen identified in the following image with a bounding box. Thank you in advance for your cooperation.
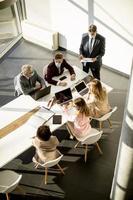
[34,86,51,100]
[55,88,73,104]
[75,81,87,93]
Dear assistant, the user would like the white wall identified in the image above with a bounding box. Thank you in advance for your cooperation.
[50,0,88,53]
[25,0,52,29]
[94,0,133,75]
[24,0,133,75]
[24,0,88,53]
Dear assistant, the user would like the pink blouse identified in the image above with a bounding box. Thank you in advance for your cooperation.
[74,113,91,138]
[64,107,91,138]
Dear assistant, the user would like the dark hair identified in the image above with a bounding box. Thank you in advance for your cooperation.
[54,53,63,60]
[36,125,51,141]
[88,24,97,32]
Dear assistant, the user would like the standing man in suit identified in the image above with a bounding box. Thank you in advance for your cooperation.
[79,24,105,80]
[44,53,76,86]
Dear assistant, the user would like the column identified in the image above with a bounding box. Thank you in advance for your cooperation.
[110,61,133,200]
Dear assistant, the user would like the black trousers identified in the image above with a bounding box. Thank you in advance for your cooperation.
[83,62,101,80]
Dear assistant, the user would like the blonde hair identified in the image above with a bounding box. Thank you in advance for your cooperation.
[74,97,90,116]
[88,79,106,101]
[21,64,33,75]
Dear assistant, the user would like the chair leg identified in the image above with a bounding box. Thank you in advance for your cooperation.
[44,167,48,184]
[34,163,39,169]
[74,141,80,148]
[6,193,10,200]
[57,163,65,175]
[95,142,103,155]
[84,144,88,163]
[108,119,112,128]
[66,122,74,139]
[99,121,103,130]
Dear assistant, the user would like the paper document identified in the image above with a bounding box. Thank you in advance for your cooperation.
[27,107,54,129]
[80,58,93,63]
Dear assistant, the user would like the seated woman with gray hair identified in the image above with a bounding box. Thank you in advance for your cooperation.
[14,64,46,96]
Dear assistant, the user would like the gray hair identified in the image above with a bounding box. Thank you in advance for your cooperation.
[21,64,33,75]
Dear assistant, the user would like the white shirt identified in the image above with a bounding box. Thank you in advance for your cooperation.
[89,37,95,53]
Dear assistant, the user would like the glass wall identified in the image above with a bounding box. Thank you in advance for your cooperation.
[0,0,22,58]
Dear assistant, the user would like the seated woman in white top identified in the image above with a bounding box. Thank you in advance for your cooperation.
[63,97,91,139]
[86,78,111,118]
[32,125,60,163]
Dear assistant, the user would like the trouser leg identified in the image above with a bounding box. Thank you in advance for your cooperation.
[83,63,90,73]
[90,65,101,80]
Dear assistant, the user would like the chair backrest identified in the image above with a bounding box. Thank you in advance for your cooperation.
[33,150,63,168]
[41,154,63,168]
[43,64,48,77]
[80,129,103,145]
[14,74,23,96]
[0,170,22,194]
[93,106,118,121]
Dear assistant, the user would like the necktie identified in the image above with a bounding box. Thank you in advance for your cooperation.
[89,38,93,53]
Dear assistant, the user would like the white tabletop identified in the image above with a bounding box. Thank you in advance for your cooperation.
[0,95,39,129]
[37,66,87,99]
[0,66,87,168]
[0,65,113,168]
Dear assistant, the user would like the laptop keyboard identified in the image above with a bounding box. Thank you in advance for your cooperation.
[79,88,88,96]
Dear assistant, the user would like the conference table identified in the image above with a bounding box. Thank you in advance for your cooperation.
[0,66,90,168]
[0,66,113,168]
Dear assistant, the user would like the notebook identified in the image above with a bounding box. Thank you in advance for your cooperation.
[75,81,88,96]
[80,58,93,63]
[53,115,62,124]
[34,86,51,100]
[55,88,73,105]
[27,106,54,128]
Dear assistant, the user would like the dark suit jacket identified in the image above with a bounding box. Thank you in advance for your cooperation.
[44,59,75,85]
[79,33,105,66]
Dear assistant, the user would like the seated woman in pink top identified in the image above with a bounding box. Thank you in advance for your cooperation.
[86,78,111,118]
[64,97,91,139]
[32,125,60,163]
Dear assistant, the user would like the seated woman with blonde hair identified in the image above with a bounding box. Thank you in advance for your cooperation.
[86,78,111,118]
[63,97,91,139]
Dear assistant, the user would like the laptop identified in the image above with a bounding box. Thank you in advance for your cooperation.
[55,88,73,105]
[34,86,51,100]
[83,75,93,84]
[75,81,88,96]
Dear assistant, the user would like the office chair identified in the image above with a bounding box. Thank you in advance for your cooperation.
[92,106,118,130]
[74,128,103,162]
[14,75,23,97]
[33,151,65,184]
[43,64,48,77]
[0,170,22,200]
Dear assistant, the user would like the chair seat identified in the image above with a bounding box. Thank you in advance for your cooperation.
[74,128,103,162]
[91,106,118,130]
[0,170,22,200]
[32,152,65,184]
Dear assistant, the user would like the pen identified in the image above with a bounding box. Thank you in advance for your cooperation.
[47,97,55,108]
